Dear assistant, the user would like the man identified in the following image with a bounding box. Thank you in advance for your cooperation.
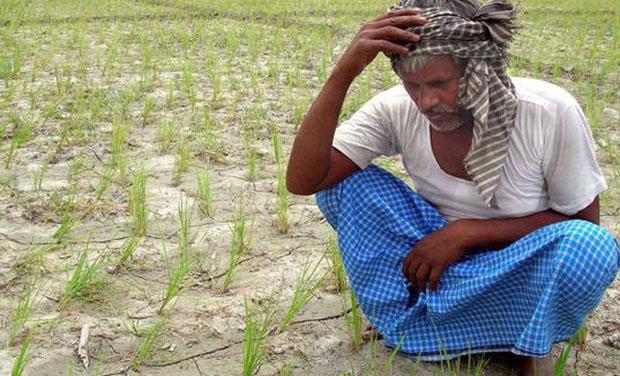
[286,0,619,374]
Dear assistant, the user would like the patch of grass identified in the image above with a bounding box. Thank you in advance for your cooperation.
[172,134,191,187]
[345,289,363,352]
[279,257,326,332]
[271,125,289,233]
[10,332,32,376]
[196,169,213,217]
[222,197,250,291]
[156,118,177,154]
[242,294,279,376]
[324,236,347,293]
[129,169,148,237]
[31,161,48,192]
[131,316,167,370]
[8,276,38,347]
[60,243,106,308]
[117,236,142,270]
[159,198,193,314]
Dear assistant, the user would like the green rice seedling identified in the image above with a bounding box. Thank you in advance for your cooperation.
[156,119,177,154]
[10,332,32,376]
[110,118,127,165]
[165,78,176,109]
[242,295,279,376]
[221,198,250,291]
[8,276,38,347]
[116,154,128,186]
[172,133,191,186]
[129,170,148,237]
[131,316,167,370]
[31,161,49,192]
[324,236,347,293]
[246,144,257,182]
[13,244,58,277]
[345,289,363,352]
[196,169,213,216]
[53,215,76,241]
[117,236,142,270]
[382,336,405,376]
[142,96,156,127]
[159,198,193,314]
[271,126,289,233]
[95,165,115,200]
[279,257,326,332]
[60,243,106,308]
[6,113,32,168]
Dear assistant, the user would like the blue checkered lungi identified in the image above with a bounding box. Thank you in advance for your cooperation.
[316,165,620,360]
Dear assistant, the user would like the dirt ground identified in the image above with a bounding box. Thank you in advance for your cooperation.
[0,2,619,375]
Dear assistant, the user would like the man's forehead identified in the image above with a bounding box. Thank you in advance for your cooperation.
[398,55,461,83]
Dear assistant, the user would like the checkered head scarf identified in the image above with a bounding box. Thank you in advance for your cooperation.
[389,0,518,208]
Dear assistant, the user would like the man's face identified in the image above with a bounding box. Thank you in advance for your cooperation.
[398,55,468,132]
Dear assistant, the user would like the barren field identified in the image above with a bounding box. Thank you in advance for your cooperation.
[0,1,618,375]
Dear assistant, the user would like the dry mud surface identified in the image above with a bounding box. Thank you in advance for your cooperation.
[0,5,619,376]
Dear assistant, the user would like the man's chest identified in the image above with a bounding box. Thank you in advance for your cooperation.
[429,127,472,181]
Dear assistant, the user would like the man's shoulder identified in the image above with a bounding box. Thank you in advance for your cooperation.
[512,77,579,115]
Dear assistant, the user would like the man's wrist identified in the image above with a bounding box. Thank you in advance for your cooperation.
[451,219,479,251]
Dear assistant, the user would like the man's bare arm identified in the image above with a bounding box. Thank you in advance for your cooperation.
[404,197,600,291]
[286,9,427,195]
[456,196,599,250]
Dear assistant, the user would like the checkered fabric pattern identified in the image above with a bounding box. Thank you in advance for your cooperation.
[388,1,518,208]
[316,166,620,360]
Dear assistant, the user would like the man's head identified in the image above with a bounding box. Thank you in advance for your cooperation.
[396,54,469,132]
[387,0,518,207]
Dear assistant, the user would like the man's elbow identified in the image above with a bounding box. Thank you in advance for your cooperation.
[286,172,319,196]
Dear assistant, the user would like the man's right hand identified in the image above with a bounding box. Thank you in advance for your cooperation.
[336,9,427,79]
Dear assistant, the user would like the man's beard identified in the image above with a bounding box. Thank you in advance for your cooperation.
[424,105,471,132]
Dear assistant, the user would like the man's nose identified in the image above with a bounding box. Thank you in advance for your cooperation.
[418,88,440,113]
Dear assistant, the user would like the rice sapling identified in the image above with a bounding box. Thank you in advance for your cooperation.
[159,198,193,314]
[8,276,38,347]
[196,169,213,216]
[324,236,347,293]
[60,243,106,307]
[156,119,177,154]
[279,257,327,331]
[142,96,156,127]
[345,289,363,352]
[172,131,191,186]
[117,236,142,270]
[131,316,167,370]
[10,332,32,376]
[270,125,289,233]
[129,170,148,237]
[242,295,279,376]
[222,198,250,291]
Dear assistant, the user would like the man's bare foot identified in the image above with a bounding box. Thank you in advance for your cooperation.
[360,324,383,343]
[517,355,555,376]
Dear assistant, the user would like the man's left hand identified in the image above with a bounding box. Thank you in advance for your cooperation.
[402,220,472,292]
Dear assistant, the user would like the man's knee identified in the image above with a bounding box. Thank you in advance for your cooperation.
[555,220,619,286]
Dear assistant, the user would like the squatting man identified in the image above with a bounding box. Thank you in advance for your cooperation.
[286,0,620,374]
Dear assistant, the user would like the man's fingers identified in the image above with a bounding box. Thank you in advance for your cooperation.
[428,267,443,291]
[415,263,430,292]
[368,40,410,56]
[406,257,422,286]
[370,14,428,30]
[363,25,421,44]
[372,8,421,22]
